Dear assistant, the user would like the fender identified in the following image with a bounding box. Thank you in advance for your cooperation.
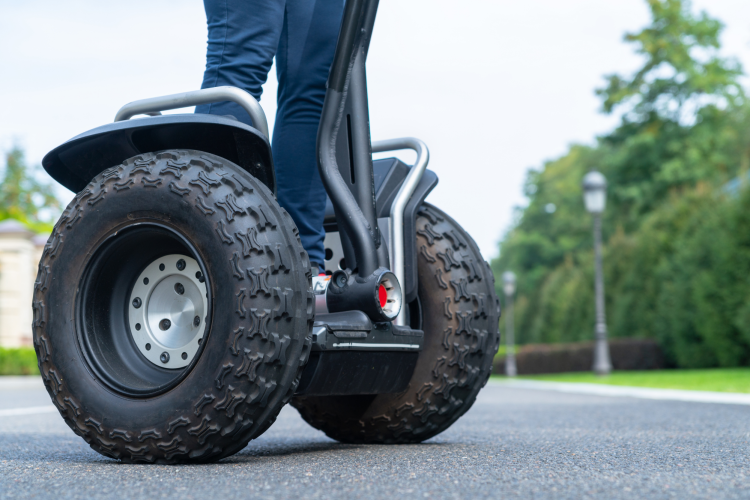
[323,157,439,303]
[42,113,275,194]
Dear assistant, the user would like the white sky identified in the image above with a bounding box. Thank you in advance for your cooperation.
[2,0,750,259]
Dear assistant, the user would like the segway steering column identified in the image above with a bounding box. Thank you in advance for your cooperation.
[317,0,380,278]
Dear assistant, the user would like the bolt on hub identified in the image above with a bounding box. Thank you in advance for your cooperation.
[128,254,208,369]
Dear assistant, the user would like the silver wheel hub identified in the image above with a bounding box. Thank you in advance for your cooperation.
[129,254,208,369]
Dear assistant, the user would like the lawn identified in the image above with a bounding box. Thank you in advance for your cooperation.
[504,368,750,393]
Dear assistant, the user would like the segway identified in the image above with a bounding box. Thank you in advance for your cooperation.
[34,0,500,463]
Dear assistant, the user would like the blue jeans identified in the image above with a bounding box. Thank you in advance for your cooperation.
[196,0,344,268]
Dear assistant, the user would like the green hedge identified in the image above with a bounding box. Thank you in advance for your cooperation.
[493,344,517,360]
[0,347,39,375]
[493,339,663,375]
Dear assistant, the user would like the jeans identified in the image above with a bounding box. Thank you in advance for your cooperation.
[195,0,344,268]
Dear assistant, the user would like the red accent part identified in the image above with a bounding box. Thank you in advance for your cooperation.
[378,284,388,309]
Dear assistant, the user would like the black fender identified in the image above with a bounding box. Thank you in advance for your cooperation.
[324,157,439,303]
[42,114,276,194]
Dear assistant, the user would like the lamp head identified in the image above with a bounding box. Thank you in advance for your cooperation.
[502,271,516,297]
[582,170,607,214]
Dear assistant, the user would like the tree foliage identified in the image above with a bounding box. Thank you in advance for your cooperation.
[492,0,750,368]
[598,0,742,121]
[0,146,61,233]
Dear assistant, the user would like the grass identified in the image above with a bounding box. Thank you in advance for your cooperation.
[504,368,750,393]
[0,347,39,376]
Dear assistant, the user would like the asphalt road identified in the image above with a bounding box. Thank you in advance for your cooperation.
[1,377,748,500]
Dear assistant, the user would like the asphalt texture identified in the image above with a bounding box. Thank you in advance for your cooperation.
[1,377,748,500]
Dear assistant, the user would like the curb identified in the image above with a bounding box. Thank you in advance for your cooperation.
[491,379,750,406]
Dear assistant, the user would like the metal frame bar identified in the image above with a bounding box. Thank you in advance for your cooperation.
[317,0,381,277]
[371,137,429,325]
[114,86,270,139]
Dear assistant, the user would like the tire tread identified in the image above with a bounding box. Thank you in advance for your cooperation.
[33,150,314,464]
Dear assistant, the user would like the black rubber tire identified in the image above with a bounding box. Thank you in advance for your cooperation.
[291,203,501,443]
[32,150,314,464]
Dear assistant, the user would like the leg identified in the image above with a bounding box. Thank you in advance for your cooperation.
[273,0,344,268]
[195,0,284,127]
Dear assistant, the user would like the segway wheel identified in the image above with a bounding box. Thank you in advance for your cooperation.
[33,150,314,463]
[292,203,501,443]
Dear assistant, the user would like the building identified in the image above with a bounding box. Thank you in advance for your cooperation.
[0,219,47,347]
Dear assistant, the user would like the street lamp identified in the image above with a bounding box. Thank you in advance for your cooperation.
[582,170,612,375]
[502,271,517,377]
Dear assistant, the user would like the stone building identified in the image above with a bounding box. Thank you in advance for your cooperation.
[0,219,47,347]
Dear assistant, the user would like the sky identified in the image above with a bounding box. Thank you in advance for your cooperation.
[2,0,750,260]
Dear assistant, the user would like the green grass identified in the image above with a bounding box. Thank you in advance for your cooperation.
[0,347,39,376]
[503,368,750,393]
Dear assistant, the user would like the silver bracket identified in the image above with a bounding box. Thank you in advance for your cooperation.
[371,137,430,326]
[114,86,270,140]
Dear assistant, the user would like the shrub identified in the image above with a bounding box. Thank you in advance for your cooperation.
[493,338,664,375]
[0,347,39,375]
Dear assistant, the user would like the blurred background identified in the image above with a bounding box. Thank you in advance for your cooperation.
[1,0,750,385]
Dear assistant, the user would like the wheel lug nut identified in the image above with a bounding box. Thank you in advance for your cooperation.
[160,352,170,363]
[159,263,165,271]
[181,352,188,360]
[174,283,185,295]
[132,297,142,308]
[176,259,186,271]
[193,316,200,327]
[159,318,171,331]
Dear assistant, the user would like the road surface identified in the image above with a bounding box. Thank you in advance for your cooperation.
[1,377,748,499]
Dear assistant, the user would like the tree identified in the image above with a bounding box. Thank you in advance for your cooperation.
[0,146,61,233]
[596,0,746,223]
[491,0,750,368]
[597,0,743,122]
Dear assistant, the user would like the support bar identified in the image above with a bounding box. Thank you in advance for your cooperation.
[114,86,270,139]
[371,137,430,326]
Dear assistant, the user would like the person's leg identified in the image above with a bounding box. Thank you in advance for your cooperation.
[273,0,344,269]
[195,0,284,127]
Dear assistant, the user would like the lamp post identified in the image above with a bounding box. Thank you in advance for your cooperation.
[582,170,612,375]
[502,271,517,377]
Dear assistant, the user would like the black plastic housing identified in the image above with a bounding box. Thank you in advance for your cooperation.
[315,310,372,338]
[295,350,418,396]
[42,114,275,194]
